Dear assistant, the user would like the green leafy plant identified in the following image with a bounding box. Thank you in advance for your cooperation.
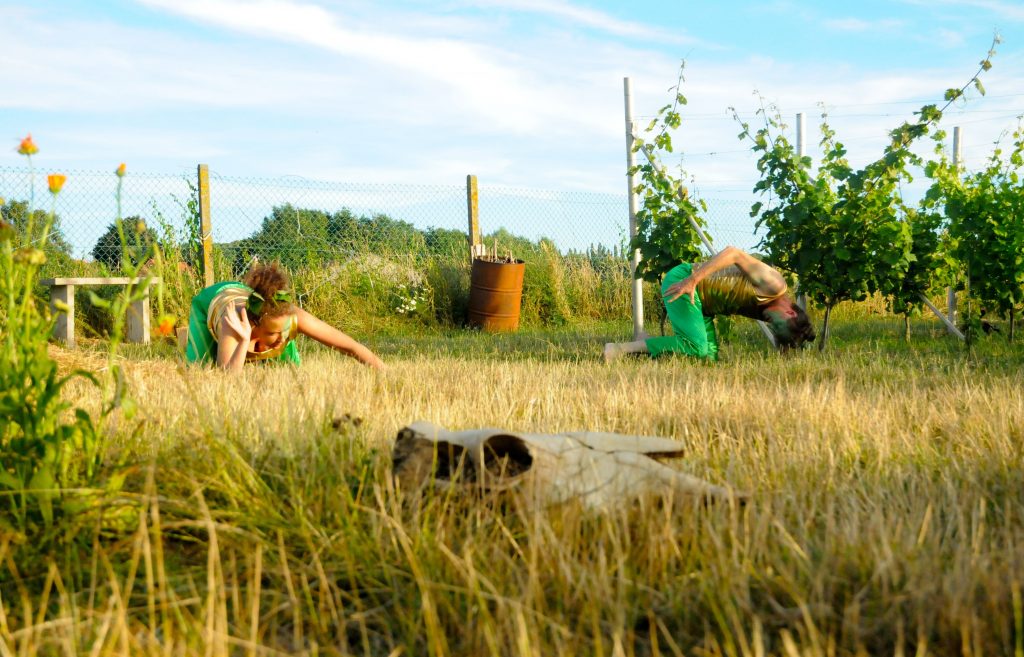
[735,38,997,350]
[628,63,709,287]
[927,118,1024,342]
[0,149,106,535]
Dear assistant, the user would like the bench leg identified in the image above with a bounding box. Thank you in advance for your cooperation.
[127,295,151,344]
[51,284,76,349]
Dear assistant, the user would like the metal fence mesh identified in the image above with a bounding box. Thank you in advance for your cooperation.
[1,165,766,269]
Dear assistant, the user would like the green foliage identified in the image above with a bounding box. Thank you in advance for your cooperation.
[736,40,997,348]
[628,63,709,285]
[928,120,1024,335]
[224,205,435,274]
[91,216,158,270]
[175,177,203,268]
[423,226,470,258]
[886,207,945,318]
[0,198,73,272]
[0,200,106,536]
[226,204,336,272]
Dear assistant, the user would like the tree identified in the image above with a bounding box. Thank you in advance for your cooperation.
[0,199,73,270]
[226,205,432,273]
[91,217,157,271]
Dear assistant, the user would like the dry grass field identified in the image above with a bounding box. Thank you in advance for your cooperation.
[4,316,1024,656]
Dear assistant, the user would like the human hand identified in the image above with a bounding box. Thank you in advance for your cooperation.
[663,276,698,304]
[223,302,252,342]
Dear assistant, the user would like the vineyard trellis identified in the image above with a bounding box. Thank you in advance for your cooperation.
[624,38,1022,351]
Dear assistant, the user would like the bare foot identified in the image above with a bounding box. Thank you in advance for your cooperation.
[603,342,623,363]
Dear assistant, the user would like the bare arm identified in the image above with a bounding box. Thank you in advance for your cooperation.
[216,303,252,373]
[664,246,786,303]
[295,308,385,369]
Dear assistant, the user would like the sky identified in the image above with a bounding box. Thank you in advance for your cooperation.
[2,0,1024,252]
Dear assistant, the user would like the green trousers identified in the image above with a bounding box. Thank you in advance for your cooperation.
[644,263,719,361]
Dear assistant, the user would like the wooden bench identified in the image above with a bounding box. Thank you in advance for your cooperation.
[40,277,161,349]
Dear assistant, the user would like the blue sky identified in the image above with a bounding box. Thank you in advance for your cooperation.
[3,0,1023,197]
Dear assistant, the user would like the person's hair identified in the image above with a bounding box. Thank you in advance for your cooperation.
[762,301,816,350]
[242,261,295,321]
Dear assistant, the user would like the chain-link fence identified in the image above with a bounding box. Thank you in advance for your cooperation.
[1,164,769,335]
[1,165,765,266]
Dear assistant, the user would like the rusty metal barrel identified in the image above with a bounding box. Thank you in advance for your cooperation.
[468,258,526,332]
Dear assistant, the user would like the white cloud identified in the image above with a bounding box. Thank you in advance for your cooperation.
[463,0,700,45]
[901,0,1024,21]
[823,17,905,32]
[134,0,608,134]
[2,0,1022,202]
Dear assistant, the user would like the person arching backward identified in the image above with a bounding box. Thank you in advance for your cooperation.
[185,261,384,372]
[604,246,815,362]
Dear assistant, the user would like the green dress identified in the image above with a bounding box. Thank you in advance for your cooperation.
[185,281,301,366]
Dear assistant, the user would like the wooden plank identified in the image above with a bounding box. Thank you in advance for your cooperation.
[40,277,161,286]
[466,174,480,255]
[51,284,75,349]
[126,297,151,344]
[198,164,214,288]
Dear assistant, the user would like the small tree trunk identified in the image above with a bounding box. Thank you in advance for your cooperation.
[904,314,911,343]
[818,303,833,352]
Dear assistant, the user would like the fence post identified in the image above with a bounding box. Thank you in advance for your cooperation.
[623,77,645,340]
[466,174,482,259]
[947,126,962,324]
[197,164,214,287]
[795,112,807,311]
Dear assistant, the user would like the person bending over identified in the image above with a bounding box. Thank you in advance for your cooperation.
[185,261,384,372]
[604,246,815,362]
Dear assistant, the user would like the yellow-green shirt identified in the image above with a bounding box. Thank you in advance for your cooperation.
[697,265,787,319]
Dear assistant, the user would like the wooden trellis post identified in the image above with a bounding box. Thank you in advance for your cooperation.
[466,174,484,259]
[197,164,214,287]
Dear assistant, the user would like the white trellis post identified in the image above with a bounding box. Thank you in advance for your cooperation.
[914,123,965,338]
[912,127,966,340]
[947,126,962,324]
[795,112,807,311]
[623,77,645,340]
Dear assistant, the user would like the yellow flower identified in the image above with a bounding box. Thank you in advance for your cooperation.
[155,315,176,337]
[116,162,127,177]
[47,173,67,194]
[17,134,39,156]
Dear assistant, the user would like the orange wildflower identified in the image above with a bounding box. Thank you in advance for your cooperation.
[155,315,176,337]
[47,173,67,194]
[17,134,38,156]
[116,162,127,177]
